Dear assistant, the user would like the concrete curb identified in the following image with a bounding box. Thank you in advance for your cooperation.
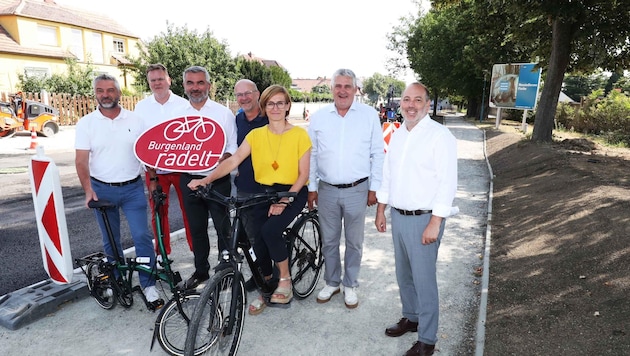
[475,129,494,356]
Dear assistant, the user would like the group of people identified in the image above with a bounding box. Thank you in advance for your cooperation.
[74,64,457,356]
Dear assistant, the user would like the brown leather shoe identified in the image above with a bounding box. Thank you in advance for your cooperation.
[405,341,435,356]
[385,317,418,337]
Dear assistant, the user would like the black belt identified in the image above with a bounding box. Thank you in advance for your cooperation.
[394,208,432,216]
[326,177,368,189]
[91,175,140,187]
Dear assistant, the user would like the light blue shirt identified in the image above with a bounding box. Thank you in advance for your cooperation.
[307,101,384,192]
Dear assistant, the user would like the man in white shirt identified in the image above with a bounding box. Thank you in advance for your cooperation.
[175,66,238,290]
[375,82,458,356]
[75,74,162,310]
[307,68,384,309]
[134,63,192,255]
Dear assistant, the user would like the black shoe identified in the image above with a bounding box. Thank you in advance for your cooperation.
[244,276,257,292]
[385,317,419,337]
[179,273,209,290]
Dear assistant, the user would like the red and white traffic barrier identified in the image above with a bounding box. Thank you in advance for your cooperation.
[382,121,401,153]
[28,146,73,284]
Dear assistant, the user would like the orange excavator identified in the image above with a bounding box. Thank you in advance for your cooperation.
[0,92,59,138]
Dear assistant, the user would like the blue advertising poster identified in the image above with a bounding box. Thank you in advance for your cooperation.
[489,63,541,110]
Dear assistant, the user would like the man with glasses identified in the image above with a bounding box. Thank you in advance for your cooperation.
[176,66,238,290]
[134,63,192,256]
[233,79,269,291]
[308,68,384,309]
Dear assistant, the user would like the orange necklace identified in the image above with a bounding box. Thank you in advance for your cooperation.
[267,126,285,170]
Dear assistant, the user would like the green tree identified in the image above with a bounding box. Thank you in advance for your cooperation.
[131,23,238,101]
[17,58,94,95]
[363,73,404,104]
[269,66,292,89]
[489,0,630,142]
[398,1,529,118]
[563,71,608,101]
[236,57,273,94]
[614,74,630,94]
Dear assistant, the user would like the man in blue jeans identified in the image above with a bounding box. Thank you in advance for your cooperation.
[75,74,162,310]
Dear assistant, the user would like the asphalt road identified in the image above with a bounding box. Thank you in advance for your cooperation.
[0,134,185,296]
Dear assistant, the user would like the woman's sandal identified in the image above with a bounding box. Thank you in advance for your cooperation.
[248,295,266,316]
[270,277,293,304]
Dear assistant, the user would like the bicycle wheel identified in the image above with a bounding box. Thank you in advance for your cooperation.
[157,292,201,356]
[184,268,245,356]
[288,212,323,299]
[86,262,115,310]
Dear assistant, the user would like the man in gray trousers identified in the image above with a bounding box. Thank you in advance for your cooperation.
[307,68,384,309]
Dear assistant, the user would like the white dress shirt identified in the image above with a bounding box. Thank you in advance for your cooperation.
[376,115,458,218]
[134,91,189,131]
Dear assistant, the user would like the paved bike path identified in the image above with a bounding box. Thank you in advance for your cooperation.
[0,116,489,355]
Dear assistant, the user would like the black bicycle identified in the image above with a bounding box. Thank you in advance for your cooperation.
[75,186,204,356]
[183,186,323,356]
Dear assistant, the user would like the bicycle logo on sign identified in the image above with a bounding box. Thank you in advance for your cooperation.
[164,116,217,142]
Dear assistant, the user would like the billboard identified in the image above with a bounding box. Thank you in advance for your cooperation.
[489,63,541,110]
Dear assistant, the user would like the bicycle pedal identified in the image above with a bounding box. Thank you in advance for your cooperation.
[147,299,165,312]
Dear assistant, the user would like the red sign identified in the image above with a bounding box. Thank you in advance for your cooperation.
[134,116,226,173]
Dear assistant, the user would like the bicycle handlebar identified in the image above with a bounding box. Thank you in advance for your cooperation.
[193,184,297,210]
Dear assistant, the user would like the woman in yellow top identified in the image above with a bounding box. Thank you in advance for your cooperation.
[188,85,311,315]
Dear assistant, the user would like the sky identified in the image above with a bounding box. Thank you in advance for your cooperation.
[57,0,430,82]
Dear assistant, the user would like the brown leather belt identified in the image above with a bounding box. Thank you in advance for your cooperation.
[394,208,432,216]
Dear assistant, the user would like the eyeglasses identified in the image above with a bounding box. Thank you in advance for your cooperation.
[235,90,256,98]
[266,101,287,109]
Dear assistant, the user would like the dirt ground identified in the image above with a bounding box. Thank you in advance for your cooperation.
[481,120,630,355]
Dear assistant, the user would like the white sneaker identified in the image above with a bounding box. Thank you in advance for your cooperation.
[316,284,340,303]
[143,285,160,303]
[343,286,358,309]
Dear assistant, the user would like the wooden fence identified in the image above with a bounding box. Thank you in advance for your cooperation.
[0,91,241,125]
[0,92,142,125]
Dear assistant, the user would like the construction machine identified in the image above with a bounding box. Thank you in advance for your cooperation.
[0,92,59,138]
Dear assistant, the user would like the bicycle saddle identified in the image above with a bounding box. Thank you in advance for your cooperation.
[88,199,115,209]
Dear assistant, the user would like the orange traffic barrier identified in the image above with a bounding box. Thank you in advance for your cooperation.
[29,126,38,149]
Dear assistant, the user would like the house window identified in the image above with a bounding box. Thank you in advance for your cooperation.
[90,33,104,63]
[37,25,58,46]
[24,67,49,78]
[113,38,125,53]
[69,29,84,62]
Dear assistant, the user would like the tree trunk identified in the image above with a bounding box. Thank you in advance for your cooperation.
[467,96,478,118]
[532,17,576,142]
